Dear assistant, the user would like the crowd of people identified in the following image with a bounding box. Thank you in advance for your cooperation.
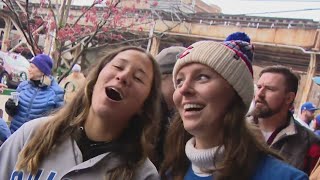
[0,32,319,179]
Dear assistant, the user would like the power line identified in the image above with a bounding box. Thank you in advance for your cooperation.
[243,0,320,2]
[240,8,320,15]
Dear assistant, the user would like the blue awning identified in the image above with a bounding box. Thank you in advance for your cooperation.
[312,76,320,85]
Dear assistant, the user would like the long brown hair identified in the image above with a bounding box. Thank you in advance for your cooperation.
[160,94,282,180]
[16,46,162,179]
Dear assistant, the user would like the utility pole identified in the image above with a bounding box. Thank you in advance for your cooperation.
[147,21,156,52]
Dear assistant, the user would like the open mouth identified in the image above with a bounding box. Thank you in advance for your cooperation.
[105,87,123,101]
[184,104,205,112]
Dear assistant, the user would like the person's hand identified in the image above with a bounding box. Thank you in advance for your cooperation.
[0,83,7,93]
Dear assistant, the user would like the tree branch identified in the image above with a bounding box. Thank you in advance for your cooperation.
[25,0,40,54]
[58,0,121,83]
[72,2,98,27]
[2,0,38,54]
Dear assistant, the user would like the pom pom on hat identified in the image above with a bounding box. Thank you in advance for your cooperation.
[223,40,254,75]
[225,32,251,43]
[172,40,254,111]
[31,54,53,76]
[72,64,81,72]
[156,46,186,74]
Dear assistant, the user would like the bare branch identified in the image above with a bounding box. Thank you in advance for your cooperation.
[47,0,59,43]
[25,0,40,54]
[61,37,89,54]
[72,2,98,27]
[2,0,38,54]
[57,0,67,26]
[58,0,121,82]
[15,0,27,14]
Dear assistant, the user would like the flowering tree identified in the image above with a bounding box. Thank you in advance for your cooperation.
[1,0,157,81]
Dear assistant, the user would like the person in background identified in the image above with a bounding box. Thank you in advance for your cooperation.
[160,40,307,180]
[156,46,186,121]
[0,83,7,93]
[154,46,186,169]
[5,54,64,133]
[313,114,320,136]
[0,46,161,179]
[296,102,318,130]
[0,84,10,145]
[0,109,10,146]
[60,64,86,104]
[252,65,320,175]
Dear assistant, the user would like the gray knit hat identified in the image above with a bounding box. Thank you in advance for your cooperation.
[172,40,254,111]
[156,46,186,74]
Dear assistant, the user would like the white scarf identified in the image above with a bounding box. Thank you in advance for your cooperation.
[185,137,224,177]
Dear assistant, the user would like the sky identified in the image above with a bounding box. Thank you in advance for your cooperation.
[71,0,320,21]
[203,0,320,21]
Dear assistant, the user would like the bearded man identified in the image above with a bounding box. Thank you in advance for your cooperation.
[252,65,320,175]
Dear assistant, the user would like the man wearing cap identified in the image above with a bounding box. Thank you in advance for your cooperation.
[59,64,86,104]
[297,102,318,130]
[252,65,320,175]
[156,46,186,114]
[5,54,64,133]
[153,46,186,168]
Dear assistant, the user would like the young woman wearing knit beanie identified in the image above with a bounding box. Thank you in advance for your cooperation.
[5,54,64,133]
[160,40,308,180]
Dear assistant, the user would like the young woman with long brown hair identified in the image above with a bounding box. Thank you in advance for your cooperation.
[0,46,161,180]
[160,40,307,180]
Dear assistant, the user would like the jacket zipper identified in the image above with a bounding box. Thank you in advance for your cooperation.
[26,87,40,119]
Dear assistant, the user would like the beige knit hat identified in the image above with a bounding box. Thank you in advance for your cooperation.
[172,40,254,111]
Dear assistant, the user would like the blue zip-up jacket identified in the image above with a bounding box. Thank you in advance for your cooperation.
[9,77,64,133]
[0,117,11,143]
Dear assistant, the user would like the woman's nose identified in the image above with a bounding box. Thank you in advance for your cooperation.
[116,71,130,86]
[177,80,195,96]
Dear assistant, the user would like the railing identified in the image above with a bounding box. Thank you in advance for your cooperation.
[1,1,318,30]
[151,0,195,13]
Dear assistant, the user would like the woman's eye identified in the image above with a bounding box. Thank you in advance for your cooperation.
[113,65,123,70]
[198,74,209,81]
[175,78,184,87]
[134,77,144,84]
